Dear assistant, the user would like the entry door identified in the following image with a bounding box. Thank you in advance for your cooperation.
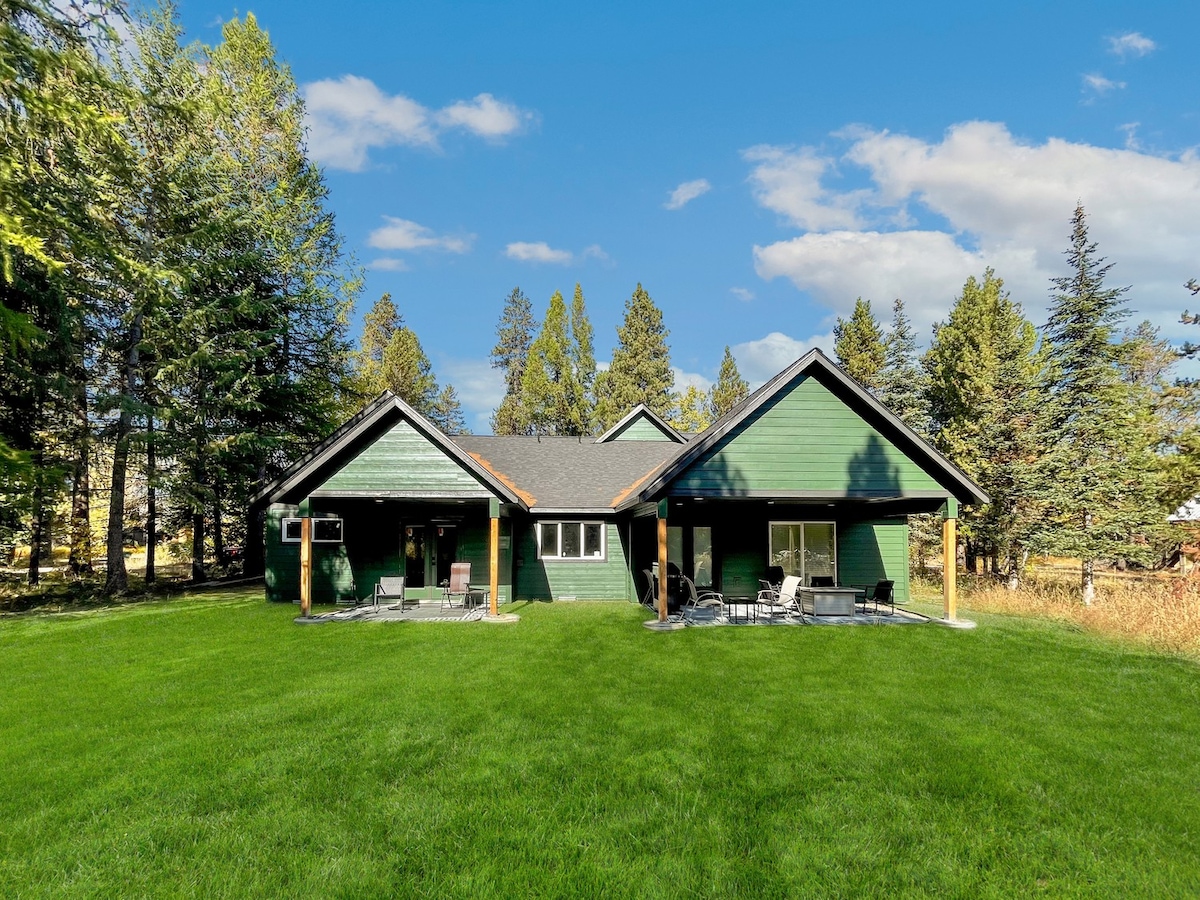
[404,526,426,588]
[434,526,457,587]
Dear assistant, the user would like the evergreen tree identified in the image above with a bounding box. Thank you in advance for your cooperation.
[490,286,535,434]
[924,269,1043,586]
[593,283,673,431]
[1034,204,1159,604]
[709,346,749,420]
[879,298,930,435]
[570,283,596,433]
[520,290,582,435]
[430,384,466,434]
[671,385,712,434]
[833,298,886,392]
[379,327,438,411]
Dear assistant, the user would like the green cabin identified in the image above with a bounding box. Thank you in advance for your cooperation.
[252,350,986,609]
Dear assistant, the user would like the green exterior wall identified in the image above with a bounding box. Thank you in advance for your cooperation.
[514,519,630,600]
[316,419,493,498]
[265,504,356,604]
[837,519,910,605]
[671,374,943,496]
[608,416,675,441]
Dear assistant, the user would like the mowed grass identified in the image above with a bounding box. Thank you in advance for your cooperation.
[2,593,1199,898]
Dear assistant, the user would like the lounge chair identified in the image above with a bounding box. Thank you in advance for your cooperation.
[759,575,802,620]
[443,562,489,610]
[858,580,895,615]
[679,575,723,622]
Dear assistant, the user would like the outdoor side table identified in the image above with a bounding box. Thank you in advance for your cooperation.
[725,597,757,624]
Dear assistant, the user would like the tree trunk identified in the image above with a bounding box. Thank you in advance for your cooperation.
[212,479,225,569]
[27,452,44,587]
[68,372,93,577]
[145,411,156,585]
[1081,509,1095,606]
[191,509,205,584]
[105,312,143,595]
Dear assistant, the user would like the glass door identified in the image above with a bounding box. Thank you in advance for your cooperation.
[404,526,426,588]
[769,522,836,585]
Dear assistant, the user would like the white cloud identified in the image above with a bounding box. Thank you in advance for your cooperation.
[504,242,609,265]
[436,93,529,140]
[1082,73,1126,98]
[303,76,532,171]
[664,178,712,210]
[747,122,1200,336]
[730,287,755,302]
[1108,32,1156,59]
[731,332,834,386]
[671,367,712,393]
[368,217,472,254]
[504,242,574,265]
[369,257,410,271]
[744,145,870,230]
[438,358,506,434]
[1119,122,1141,151]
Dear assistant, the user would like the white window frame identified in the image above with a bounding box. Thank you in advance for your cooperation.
[282,517,344,544]
[768,521,836,583]
[535,521,607,561]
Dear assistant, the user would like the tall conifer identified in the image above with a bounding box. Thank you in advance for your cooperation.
[709,346,749,420]
[593,284,672,430]
[833,298,886,392]
[490,286,535,434]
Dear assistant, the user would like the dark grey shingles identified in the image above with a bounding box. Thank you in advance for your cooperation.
[451,436,679,509]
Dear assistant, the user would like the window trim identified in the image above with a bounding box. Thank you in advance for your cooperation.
[768,520,837,584]
[282,517,345,544]
[535,520,607,562]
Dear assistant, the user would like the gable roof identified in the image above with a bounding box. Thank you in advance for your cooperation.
[452,435,678,511]
[623,348,988,509]
[250,392,525,508]
[595,404,686,443]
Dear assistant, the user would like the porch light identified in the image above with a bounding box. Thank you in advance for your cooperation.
[406,527,413,537]
[438,527,444,536]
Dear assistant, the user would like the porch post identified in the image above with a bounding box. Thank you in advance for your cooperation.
[657,499,669,623]
[488,498,500,616]
[299,498,312,617]
[942,498,958,621]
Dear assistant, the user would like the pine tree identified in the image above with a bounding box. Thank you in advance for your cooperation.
[490,287,535,434]
[708,346,749,420]
[671,385,712,434]
[570,283,596,433]
[879,299,930,435]
[430,384,466,434]
[1034,204,1160,604]
[593,283,673,431]
[379,327,438,411]
[833,298,886,392]
[520,290,582,435]
[924,269,1043,585]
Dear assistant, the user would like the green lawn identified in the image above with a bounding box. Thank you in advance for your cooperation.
[2,592,1198,898]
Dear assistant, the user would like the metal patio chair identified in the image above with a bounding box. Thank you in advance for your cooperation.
[443,562,489,610]
[679,575,723,622]
[858,580,895,615]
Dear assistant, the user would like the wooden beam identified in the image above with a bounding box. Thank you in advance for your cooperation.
[943,515,957,621]
[489,514,499,617]
[300,516,312,617]
[657,515,668,623]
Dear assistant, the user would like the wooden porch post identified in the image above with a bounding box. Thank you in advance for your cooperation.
[657,499,668,623]
[942,498,958,621]
[299,499,312,617]
[488,498,500,617]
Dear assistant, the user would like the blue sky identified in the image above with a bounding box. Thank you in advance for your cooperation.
[177,1,1200,431]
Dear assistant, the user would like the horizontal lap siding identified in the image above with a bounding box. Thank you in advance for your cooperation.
[611,418,674,441]
[265,504,356,604]
[318,420,493,497]
[515,522,629,600]
[838,519,910,605]
[457,521,513,603]
[672,375,943,495]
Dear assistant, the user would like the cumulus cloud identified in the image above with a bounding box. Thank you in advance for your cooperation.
[368,217,473,254]
[664,178,712,210]
[730,287,755,302]
[731,332,834,386]
[1108,32,1156,59]
[504,242,609,265]
[1082,73,1126,98]
[369,257,410,272]
[303,76,531,170]
[671,367,712,393]
[747,121,1200,335]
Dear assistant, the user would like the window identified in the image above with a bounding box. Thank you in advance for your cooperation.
[769,521,836,585]
[281,517,344,543]
[536,521,605,560]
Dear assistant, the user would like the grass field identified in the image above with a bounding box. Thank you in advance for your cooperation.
[2,591,1199,897]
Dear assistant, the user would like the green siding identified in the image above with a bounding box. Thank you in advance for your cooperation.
[515,521,629,600]
[458,520,513,603]
[264,504,356,604]
[317,419,493,497]
[610,416,675,441]
[838,519,910,606]
[672,375,943,496]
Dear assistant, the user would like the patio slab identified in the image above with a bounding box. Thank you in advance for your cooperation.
[298,603,489,624]
[669,606,936,627]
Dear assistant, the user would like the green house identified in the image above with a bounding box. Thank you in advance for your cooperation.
[252,349,987,618]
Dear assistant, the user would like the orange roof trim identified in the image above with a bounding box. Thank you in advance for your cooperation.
[610,467,659,508]
[466,452,537,506]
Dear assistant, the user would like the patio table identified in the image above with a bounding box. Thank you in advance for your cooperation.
[724,597,757,624]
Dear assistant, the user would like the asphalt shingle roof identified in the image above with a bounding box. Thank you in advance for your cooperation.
[451,435,679,510]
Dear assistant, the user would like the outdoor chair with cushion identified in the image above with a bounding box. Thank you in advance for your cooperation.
[679,575,723,622]
[443,562,489,610]
[373,575,408,610]
[858,580,895,615]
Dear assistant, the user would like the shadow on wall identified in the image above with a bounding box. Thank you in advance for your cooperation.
[844,432,902,587]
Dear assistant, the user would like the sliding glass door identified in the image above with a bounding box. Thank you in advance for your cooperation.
[769,522,836,585]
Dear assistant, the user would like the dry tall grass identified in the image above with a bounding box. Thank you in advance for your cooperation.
[960,572,1200,656]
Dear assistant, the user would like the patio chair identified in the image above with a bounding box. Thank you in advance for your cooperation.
[810,575,835,587]
[443,562,489,610]
[759,575,802,620]
[858,580,895,615]
[373,575,408,610]
[641,569,657,608]
[679,575,723,622]
[766,565,785,590]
